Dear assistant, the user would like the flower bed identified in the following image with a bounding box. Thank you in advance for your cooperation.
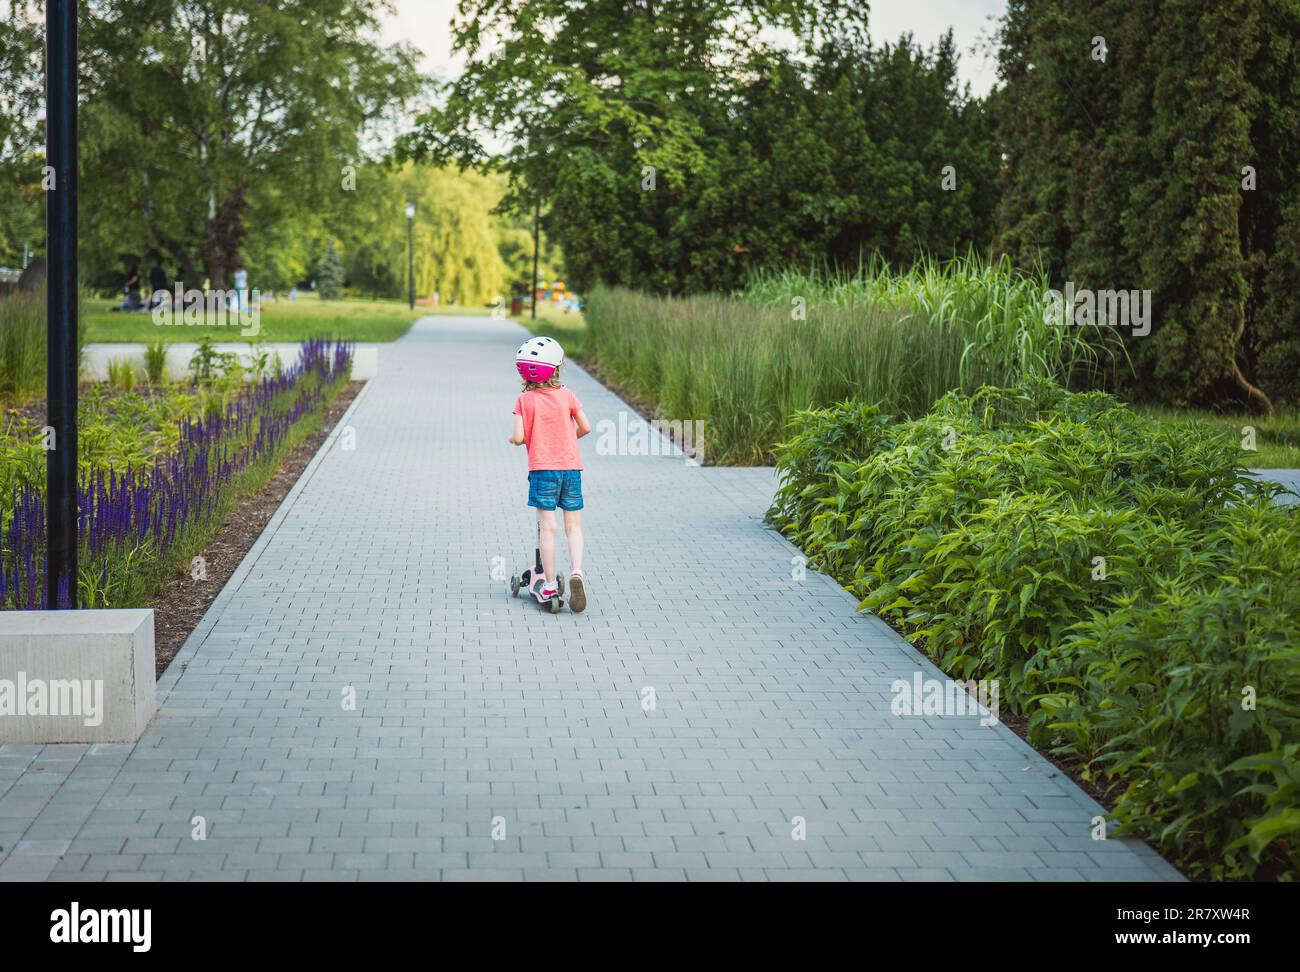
[1,339,353,610]
[769,379,1300,880]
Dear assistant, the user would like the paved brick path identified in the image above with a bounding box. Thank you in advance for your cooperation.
[0,317,1182,881]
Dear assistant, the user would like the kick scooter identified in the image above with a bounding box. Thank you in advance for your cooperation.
[509,523,564,613]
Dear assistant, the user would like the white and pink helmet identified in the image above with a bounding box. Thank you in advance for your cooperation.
[516,336,564,382]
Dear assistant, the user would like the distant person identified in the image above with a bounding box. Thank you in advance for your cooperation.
[289,286,298,303]
[177,267,192,308]
[123,265,142,311]
[16,255,45,292]
[148,259,167,308]
[233,264,249,311]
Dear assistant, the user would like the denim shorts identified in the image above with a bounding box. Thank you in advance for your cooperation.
[527,470,584,511]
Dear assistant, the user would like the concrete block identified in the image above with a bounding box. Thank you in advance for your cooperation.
[0,610,155,743]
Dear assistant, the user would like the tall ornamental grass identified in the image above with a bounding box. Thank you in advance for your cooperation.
[0,290,86,402]
[583,254,1110,463]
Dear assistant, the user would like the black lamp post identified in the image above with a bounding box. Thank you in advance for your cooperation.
[405,201,415,310]
[530,197,540,321]
[46,0,78,609]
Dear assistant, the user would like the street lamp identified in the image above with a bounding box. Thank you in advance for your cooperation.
[405,201,415,311]
[46,0,78,608]
[531,197,540,321]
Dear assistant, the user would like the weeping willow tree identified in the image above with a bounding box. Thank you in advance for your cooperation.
[341,162,513,306]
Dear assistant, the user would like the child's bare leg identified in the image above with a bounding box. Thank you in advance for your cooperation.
[563,510,584,573]
[537,509,558,586]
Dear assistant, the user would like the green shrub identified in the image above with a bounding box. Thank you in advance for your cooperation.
[106,357,138,392]
[770,379,1300,879]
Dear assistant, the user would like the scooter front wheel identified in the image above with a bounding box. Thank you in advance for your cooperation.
[509,575,522,597]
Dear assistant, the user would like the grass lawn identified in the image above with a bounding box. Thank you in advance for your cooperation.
[83,293,492,344]
[520,303,588,356]
[1139,406,1300,469]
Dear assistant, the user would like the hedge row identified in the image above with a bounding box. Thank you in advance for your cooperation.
[769,379,1299,879]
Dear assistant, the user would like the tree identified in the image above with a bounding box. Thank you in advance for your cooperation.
[403,1,876,292]
[404,3,997,294]
[71,0,422,290]
[0,2,44,267]
[316,240,344,300]
[339,162,513,306]
[995,0,1300,411]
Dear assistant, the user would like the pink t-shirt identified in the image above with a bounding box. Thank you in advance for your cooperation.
[514,387,584,471]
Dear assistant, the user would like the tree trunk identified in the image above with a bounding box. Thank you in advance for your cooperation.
[1231,299,1274,416]
[154,231,201,292]
[140,169,201,291]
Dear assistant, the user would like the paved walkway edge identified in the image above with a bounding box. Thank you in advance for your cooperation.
[692,471,1185,881]
[155,376,377,700]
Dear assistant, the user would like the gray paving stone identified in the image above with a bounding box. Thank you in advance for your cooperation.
[0,317,1185,882]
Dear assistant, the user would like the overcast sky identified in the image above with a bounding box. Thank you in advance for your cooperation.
[381,0,1009,96]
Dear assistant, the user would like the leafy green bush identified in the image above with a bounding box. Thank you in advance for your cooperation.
[770,379,1300,879]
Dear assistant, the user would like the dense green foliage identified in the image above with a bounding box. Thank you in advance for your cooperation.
[0,3,43,268]
[407,1,997,293]
[74,0,421,292]
[0,0,425,291]
[996,0,1300,412]
[769,380,1300,879]
[2,5,557,304]
[581,257,1100,462]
